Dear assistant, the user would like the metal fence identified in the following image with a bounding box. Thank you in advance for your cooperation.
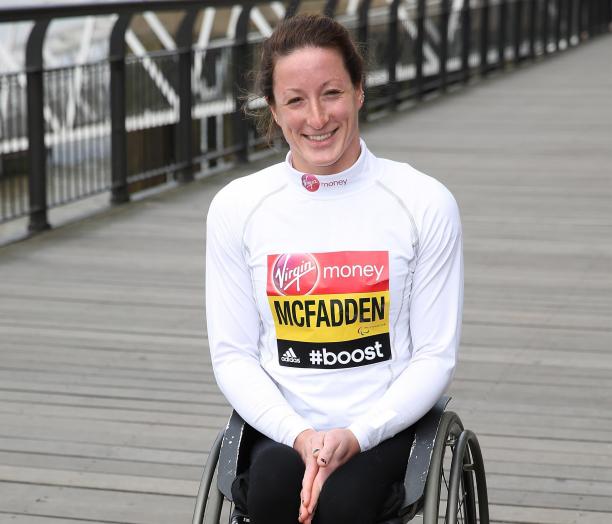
[0,0,610,232]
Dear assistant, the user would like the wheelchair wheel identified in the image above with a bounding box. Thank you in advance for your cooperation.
[192,431,225,524]
[422,412,489,524]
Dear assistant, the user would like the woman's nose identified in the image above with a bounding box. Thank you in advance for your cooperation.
[307,101,328,129]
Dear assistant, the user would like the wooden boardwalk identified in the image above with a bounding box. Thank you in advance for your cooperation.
[0,35,611,523]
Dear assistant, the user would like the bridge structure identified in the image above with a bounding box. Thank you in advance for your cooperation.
[0,0,610,238]
[0,2,611,523]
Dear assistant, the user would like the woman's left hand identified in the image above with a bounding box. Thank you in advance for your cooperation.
[298,428,361,524]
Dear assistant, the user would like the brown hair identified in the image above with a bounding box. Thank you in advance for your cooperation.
[250,14,365,142]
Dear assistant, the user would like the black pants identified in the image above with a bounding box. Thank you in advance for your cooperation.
[232,426,414,524]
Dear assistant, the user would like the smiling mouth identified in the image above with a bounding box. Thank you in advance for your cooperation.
[304,129,338,142]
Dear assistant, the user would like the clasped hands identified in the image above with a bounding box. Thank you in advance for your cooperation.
[293,428,361,524]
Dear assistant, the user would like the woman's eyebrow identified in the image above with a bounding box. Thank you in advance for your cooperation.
[281,80,343,94]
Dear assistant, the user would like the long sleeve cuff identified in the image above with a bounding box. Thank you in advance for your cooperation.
[347,421,373,451]
[280,417,314,448]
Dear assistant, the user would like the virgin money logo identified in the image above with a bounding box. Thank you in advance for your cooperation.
[301,174,320,192]
[271,253,319,295]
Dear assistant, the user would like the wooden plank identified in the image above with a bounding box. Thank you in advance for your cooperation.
[0,515,113,524]
[0,465,198,496]
[0,413,218,450]
[0,483,193,524]
[0,390,229,414]
[0,451,202,480]
[0,401,228,427]
[0,436,206,464]
[487,488,611,512]
[483,459,612,483]
[488,505,612,524]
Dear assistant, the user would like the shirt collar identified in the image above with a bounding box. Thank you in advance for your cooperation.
[284,139,376,197]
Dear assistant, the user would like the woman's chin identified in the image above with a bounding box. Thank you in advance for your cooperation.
[299,157,340,175]
[293,145,344,174]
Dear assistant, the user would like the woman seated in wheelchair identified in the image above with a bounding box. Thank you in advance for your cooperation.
[206,13,463,524]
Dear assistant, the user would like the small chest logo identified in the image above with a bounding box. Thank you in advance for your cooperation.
[280,348,301,364]
[301,174,320,192]
[271,253,319,295]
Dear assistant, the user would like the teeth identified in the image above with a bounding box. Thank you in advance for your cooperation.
[308,132,333,142]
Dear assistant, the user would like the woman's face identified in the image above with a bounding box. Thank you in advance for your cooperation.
[270,46,363,176]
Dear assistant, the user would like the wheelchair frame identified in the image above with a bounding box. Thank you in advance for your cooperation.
[192,397,489,524]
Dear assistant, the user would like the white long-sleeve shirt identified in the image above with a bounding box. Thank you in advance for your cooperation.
[205,141,463,451]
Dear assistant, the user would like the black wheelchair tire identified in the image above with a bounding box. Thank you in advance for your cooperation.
[422,411,483,524]
[193,431,224,524]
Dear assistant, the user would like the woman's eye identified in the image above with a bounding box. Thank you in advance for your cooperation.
[286,97,301,105]
[325,90,342,97]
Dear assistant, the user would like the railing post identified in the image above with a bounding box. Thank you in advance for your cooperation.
[480,0,490,76]
[358,0,372,117]
[555,0,563,48]
[577,0,585,37]
[499,0,508,68]
[175,9,198,184]
[324,0,339,17]
[461,0,471,84]
[528,0,537,59]
[596,0,604,32]
[415,0,426,98]
[26,20,51,233]
[586,0,592,37]
[595,0,602,32]
[543,0,550,54]
[439,0,450,88]
[233,7,252,164]
[514,0,524,64]
[387,0,400,109]
[203,50,218,169]
[285,0,301,18]
[566,0,574,44]
[585,0,592,37]
[589,0,597,33]
[597,0,604,33]
[109,14,131,205]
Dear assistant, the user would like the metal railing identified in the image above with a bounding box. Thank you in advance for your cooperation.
[0,0,610,232]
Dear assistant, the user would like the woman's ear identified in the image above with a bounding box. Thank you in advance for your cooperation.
[270,106,279,126]
[356,84,365,108]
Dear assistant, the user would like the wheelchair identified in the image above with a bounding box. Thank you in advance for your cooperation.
[192,397,489,524]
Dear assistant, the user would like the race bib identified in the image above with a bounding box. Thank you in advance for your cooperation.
[267,251,391,369]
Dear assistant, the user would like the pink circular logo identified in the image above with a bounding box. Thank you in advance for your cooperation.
[271,253,319,295]
[301,174,320,192]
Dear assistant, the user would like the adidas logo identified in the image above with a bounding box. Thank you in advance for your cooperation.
[281,348,300,364]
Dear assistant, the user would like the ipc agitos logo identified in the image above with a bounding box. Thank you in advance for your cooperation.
[271,253,319,295]
[301,174,320,192]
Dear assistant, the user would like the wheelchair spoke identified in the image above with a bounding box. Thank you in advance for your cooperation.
[456,477,468,523]
[444,475,468,524]
[423,411,487,524]
[438,424,475,523]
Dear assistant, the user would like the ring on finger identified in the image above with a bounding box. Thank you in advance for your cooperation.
[312,448,320,456]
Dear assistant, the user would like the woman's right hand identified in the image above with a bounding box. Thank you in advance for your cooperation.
[294,428,361,523]
[293,429,325,522]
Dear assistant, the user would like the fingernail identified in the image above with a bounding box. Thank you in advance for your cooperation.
[320,457,327,464]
